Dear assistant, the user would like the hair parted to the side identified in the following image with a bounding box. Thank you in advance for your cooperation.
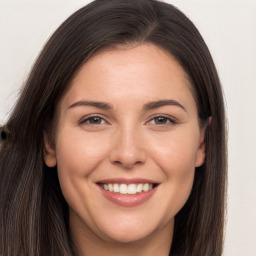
[0,0,227,255]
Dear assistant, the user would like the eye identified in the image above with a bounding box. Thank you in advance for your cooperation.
[79,115,107,125]
[147,115,177,126]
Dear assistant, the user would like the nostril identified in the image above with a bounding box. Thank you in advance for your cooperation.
[112,160,137,169]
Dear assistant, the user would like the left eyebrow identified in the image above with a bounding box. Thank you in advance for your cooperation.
[143,99,187,112]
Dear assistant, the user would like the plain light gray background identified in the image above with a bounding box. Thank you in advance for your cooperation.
[1,0,256,255]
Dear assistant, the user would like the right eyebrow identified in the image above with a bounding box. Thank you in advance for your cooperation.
[68,100,113,110]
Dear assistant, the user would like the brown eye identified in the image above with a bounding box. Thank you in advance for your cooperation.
[80,116,106,125]
[146,115,177,126]
[87,117,103,124]
[154,116,169,124]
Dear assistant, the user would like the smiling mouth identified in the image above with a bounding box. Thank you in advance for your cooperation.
[97,183,158,195]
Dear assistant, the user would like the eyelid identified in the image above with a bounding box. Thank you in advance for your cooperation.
[145,114,178,125]
[79,114,110,125]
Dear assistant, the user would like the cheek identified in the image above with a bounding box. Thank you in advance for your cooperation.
[149,128,200,174]
[56,129,110,175]
[54,129,112,221]
[54,129,110,201]
[148,129,199,213]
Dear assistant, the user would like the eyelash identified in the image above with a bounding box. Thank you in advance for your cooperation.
[146,115,177,126]
[79,114,177,127]
[79,115,108,126]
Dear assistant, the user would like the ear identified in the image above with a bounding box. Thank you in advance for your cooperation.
[43,132,57,167]
[195,118,211,167]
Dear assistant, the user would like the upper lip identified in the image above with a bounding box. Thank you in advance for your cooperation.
[96,178,159,184]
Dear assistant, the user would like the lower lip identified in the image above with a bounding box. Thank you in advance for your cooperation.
[99,186,157,207]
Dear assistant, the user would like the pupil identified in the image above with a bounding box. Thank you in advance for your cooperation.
[90,117,101,124]
[156,117,166,124]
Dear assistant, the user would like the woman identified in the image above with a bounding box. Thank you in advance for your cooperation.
[0,0,227,255]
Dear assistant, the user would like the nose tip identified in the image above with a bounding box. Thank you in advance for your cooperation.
[109,130,146,169]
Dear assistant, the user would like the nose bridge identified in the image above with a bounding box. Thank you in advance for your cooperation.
[109,123,146,168]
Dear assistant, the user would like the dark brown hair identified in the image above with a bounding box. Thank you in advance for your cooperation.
[0,0,227,255]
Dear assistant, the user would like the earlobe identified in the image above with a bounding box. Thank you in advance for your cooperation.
[43,132,57,167]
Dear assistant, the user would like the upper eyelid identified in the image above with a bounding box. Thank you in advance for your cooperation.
[79,114,109,124]
[146,114,177,123]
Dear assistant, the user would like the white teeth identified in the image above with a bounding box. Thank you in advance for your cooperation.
[136,183,143,193]
[113,184,119,193]
[143,183,149,192]
[127,184,137,194]
[108,184,113,192]
[119,184,128,194]
[100,183,155,194]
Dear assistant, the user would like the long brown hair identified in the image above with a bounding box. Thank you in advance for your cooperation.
[0,0,227,255]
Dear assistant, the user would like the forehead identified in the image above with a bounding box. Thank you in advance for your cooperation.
[60,43,196,112]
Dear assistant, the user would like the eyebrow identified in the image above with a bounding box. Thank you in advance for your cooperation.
[143,99,187,112]
[68,101,113,110]
[68,99,186,112]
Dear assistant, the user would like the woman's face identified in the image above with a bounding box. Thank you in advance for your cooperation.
[44,44,206,245]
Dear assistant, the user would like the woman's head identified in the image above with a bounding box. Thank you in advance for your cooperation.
[0,0,227,255]
[44,43,206,250]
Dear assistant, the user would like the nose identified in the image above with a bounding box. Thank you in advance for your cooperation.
[109,127,146,169]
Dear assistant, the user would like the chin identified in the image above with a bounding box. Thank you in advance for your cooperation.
[96,214,170,245]
[102,227,155,244]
